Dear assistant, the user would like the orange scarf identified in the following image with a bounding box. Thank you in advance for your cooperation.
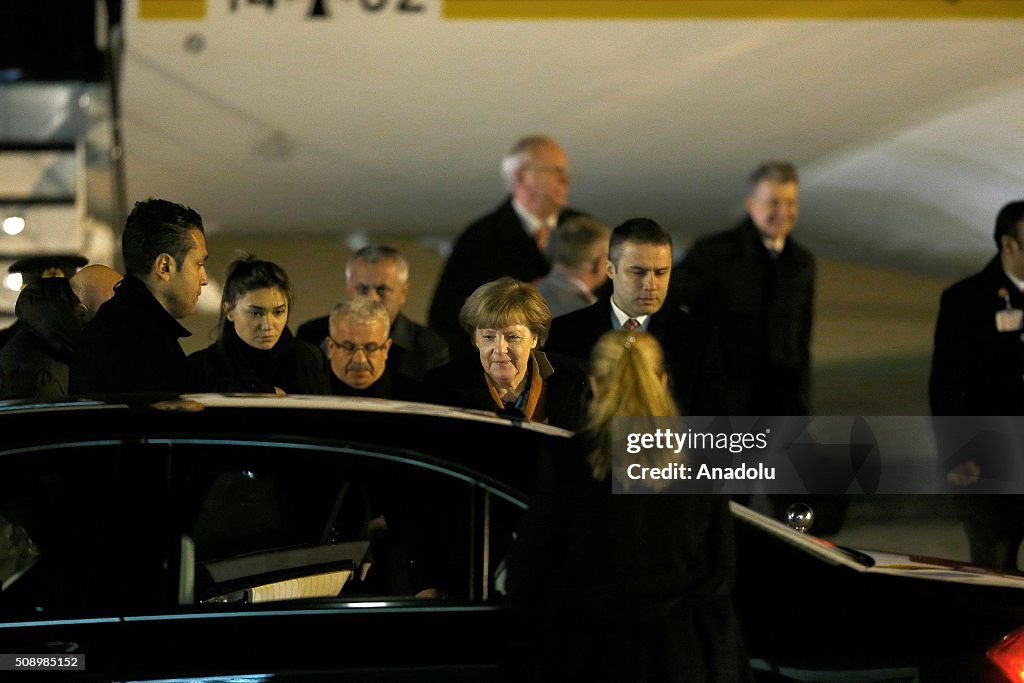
[485,355,544,420]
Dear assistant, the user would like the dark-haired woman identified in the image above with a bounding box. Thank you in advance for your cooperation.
[188,256,329,395]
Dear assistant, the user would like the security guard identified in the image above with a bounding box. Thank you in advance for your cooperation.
[0,254,88,349]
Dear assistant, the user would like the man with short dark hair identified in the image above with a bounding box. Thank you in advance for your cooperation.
[428,135,585,355]
[545,218,725,415]
[930,200,1024,571]
[297,245,447,380]
[70,198,209,395]
[536,215,611,318]
[671,161,815,415]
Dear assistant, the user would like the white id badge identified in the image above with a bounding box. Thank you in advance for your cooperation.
[995,308,1023,332]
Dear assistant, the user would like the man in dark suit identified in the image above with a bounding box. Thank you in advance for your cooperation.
[428,134,581,357]
[545,218,726,416]
[930,199,1024,572]
[671,161,815,416]
[297,245,447,381]
[70,198,209,395]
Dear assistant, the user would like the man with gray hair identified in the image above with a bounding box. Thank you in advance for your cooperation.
[325,296,420,399]
[298,245,447,380]
[535,215,611,318]
[428,134,585,355]
[671,161,815,415]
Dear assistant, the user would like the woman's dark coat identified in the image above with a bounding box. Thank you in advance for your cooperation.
[188,326,330,395]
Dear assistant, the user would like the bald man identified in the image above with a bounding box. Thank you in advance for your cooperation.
[0,266,122,400]
[70,265,122,321]
[428,134,587,356]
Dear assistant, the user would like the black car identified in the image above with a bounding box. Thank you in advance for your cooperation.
[0,395,1022,682]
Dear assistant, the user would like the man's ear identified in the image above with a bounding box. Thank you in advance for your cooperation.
[606,259,617,280]
[514,166,527,184]
[154,253,175,281]
[74,301,89,323]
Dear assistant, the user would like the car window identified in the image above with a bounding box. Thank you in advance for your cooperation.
[166,440,518,606]
[0,435,532,621]
[0,441,168,619]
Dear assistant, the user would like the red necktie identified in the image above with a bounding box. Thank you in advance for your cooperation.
[535,224,550,253]
[623,318,640,330]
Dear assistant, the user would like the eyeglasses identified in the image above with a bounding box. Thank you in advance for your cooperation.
[329,337,387,355]
[527,164,570,180]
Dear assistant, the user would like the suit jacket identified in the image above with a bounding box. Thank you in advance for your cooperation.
[930,256,1024,416]
[428,198,582,354]
[671,219,815,415]
[424,350,587,431]
[69,275,195,396]
[296,312,448,381]
[545,298,727,416]
[536,268,596,319]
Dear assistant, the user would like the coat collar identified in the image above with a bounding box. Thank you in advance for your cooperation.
[114,275,192,339]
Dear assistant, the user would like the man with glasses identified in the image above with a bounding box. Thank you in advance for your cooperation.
[326,296,420,399]
[428,134,587,357]
[298,245,447,380]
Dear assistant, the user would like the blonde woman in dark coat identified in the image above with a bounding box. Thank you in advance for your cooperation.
[507,330,750,682]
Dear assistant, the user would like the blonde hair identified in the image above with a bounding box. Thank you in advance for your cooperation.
[586,330,679,480]
[459,277,551,344]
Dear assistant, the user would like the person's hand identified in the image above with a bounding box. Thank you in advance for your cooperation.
[359,562,372,582]
[947,460,981,487]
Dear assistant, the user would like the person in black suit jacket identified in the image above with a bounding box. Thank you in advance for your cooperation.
[671,161,815,416]
[930,200,1024,572]
[428,135,584,356]
[297,245,447,381]
[545,218,727,416]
